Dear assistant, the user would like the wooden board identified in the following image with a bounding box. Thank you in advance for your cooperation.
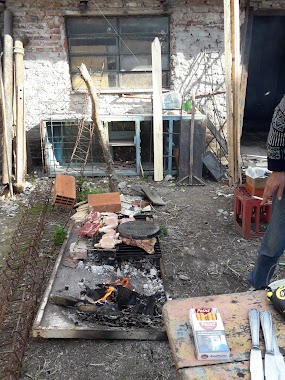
[141,186,166,206]
[162,290,285,379]
[178,118,205,183]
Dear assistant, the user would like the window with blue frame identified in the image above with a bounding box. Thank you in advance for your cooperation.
[65,16,170,90]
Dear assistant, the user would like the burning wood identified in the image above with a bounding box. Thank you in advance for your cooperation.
[92,285,115,304]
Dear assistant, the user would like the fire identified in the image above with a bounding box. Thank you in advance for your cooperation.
[90,278,130,305]
[114,277,131,287]
[92,286,115,304]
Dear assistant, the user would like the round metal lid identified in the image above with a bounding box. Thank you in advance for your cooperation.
[118,220,160,240]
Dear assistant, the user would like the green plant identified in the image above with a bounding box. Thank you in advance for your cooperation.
[76,187,106,202]
[53,226,67,246]
[159,223,168,237]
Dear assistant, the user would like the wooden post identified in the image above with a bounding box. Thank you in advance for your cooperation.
[232,0,241,183]
[78,63,118,192]
[0,54,13,198]
[240,7,253,135]
[151,37,163,182]
[223,0,241,185]
[223,0,235,185]
[14,35,29,186]
[189,94,195,185]
[2,9,14,185]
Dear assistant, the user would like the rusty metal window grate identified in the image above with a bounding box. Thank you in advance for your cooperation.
[65,16,170,90]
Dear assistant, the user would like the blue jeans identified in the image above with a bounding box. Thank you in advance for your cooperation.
[248,189,285,289]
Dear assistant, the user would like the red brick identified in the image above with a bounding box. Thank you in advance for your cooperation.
[53,174,76,208]
[88,192,121,213]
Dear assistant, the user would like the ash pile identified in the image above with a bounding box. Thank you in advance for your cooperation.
[51,259,166,329]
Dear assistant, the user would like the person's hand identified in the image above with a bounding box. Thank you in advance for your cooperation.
[261,171,285,205]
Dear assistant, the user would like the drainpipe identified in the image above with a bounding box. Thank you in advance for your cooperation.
[14,35,30,186]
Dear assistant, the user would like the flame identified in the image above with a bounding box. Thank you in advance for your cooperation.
[89,278,130,305]
[114,277,131,287]
[92,286,115,304]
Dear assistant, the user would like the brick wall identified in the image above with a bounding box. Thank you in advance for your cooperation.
[1,0,284,171]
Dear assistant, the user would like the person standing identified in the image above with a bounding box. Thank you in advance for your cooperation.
[248,95,285,289]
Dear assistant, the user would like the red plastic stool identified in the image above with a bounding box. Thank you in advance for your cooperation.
[234,186,272,239]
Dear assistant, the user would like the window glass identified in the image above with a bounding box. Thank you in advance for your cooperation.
[120,36,169,54]
[119,17,168,35]
[70,56,118,72]
[120,55,169,71]
[66,17,117,35]
[66,16,170,90]
[69,38,118,54]
[72,73,118,89]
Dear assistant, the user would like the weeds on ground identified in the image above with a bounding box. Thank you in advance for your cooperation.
[53,226,67,246]
[159,223,168,237]
[76,187,106,202]
[76,177,107,202]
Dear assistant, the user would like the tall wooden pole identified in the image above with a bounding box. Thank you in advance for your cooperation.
[14,35,29,186]
[223,0,234,185]
[2,9,14,185]
[223,0,241,186]
[151,37,163,182]
[232,0,241,183]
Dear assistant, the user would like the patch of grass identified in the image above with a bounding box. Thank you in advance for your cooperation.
[53,226,67,246]
[159,223,168,237]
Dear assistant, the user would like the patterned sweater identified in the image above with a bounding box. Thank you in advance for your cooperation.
[267,95,285,171]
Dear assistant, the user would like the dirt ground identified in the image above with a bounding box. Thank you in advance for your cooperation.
[0,175,271,380]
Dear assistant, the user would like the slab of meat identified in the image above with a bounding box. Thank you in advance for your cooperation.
[99,212,118,232]
[77,221,100,238]
[87,210,101,222]
[121,237,156,254]
[95,232,122,249]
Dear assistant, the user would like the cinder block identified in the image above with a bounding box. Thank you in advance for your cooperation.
[53,174,76,208]
[88,192,121,212]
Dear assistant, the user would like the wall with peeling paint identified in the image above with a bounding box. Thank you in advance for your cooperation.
[2,0,285,167]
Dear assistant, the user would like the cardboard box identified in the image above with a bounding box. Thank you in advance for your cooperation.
[88,192,121,212]
[246,175,268,196]
[189,307,230,360]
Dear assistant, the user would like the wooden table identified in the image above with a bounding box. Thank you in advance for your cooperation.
[162,290,285,379]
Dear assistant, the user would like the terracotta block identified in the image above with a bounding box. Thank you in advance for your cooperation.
[88,192,121,212]
[53,174,76,208]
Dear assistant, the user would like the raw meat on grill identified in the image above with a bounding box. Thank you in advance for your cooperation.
[120,237,156,254]
[94,232,122,249]
[99,213,119,232]
[77,221,100,238]
[87,210,101,222]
